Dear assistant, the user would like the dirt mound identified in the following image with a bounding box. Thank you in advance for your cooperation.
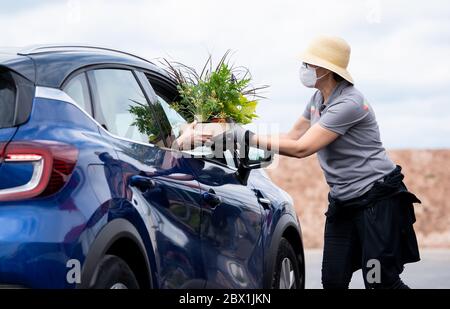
[266,150,450,248]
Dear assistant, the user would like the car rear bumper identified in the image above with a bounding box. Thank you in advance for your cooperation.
[0,201,90,288]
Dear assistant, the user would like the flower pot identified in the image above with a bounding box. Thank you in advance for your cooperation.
[193,115,234,137]
[209,117,228,123]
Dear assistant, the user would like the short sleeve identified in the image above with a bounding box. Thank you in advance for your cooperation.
[319,99,369,135]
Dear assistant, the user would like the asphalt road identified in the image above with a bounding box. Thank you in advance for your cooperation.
[304,249,450,289]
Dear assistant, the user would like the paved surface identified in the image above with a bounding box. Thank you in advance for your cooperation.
[304,249,450,289]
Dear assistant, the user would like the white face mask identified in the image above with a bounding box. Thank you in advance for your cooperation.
[299,65,330,88]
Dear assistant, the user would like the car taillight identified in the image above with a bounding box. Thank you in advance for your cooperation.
[0,141,78,202]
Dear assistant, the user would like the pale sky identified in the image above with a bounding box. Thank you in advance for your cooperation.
[1,0,449,148]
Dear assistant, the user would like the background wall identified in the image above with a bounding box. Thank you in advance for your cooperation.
[267,150,450,248]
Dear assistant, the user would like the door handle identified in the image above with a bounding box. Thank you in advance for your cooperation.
[202,188,222,208]
[129,175,156,191]
[253,187,272,209]
[258,197,272,209]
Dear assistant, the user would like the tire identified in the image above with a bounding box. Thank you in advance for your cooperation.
[91,254,139,289]
[271,238,302,289]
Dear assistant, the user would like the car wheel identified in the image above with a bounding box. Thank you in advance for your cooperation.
[92,255,139,289]
[271,238,301,289]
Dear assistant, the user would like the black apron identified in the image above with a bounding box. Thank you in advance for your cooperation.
[322,165,421,288]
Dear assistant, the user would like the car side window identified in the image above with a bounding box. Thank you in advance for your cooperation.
[89,69,164,146]
[63,73,92,115]
[156,94,187,139]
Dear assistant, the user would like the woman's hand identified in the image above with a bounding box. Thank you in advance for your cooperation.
[172,121,213,150]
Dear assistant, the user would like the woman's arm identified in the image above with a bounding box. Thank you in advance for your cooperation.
[285,115,311,140]
[260,116,311,141]
[252,123,339,159]
[253,115,311,149]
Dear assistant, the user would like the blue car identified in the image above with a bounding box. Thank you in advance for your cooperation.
[0,45,304,289]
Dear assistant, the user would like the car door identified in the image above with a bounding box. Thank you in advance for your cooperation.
[85,68,206,289]
[143,72,266,288]
[190,158,267,288]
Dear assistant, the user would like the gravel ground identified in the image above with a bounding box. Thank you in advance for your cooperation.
[304,249,450,289]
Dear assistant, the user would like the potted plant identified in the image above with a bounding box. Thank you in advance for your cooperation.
[130,51,268,142]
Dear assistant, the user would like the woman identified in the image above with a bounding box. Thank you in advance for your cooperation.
[179,36,421,289]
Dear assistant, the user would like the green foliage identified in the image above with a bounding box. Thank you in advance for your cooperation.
[163,51,268,124]
[129,100,160,143]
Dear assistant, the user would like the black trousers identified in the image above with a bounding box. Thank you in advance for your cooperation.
[321,193,415,289]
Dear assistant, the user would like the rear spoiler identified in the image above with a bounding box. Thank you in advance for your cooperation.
[0,52,35,82]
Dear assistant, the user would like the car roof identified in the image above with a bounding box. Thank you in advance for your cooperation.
[0,45,173,88]
[0,50,36,81]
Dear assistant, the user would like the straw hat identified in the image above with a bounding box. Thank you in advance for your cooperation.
[300,36,354,84]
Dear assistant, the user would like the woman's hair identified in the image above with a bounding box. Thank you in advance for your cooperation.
[333,72,344,82]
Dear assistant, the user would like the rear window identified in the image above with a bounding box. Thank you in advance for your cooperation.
[0,71,17,129]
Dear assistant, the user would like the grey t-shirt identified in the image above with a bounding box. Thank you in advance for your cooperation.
[302,80,395,201]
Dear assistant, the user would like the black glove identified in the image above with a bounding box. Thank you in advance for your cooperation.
[210,124,255,160]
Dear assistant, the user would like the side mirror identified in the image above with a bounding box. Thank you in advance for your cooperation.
[236,130,273,185]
